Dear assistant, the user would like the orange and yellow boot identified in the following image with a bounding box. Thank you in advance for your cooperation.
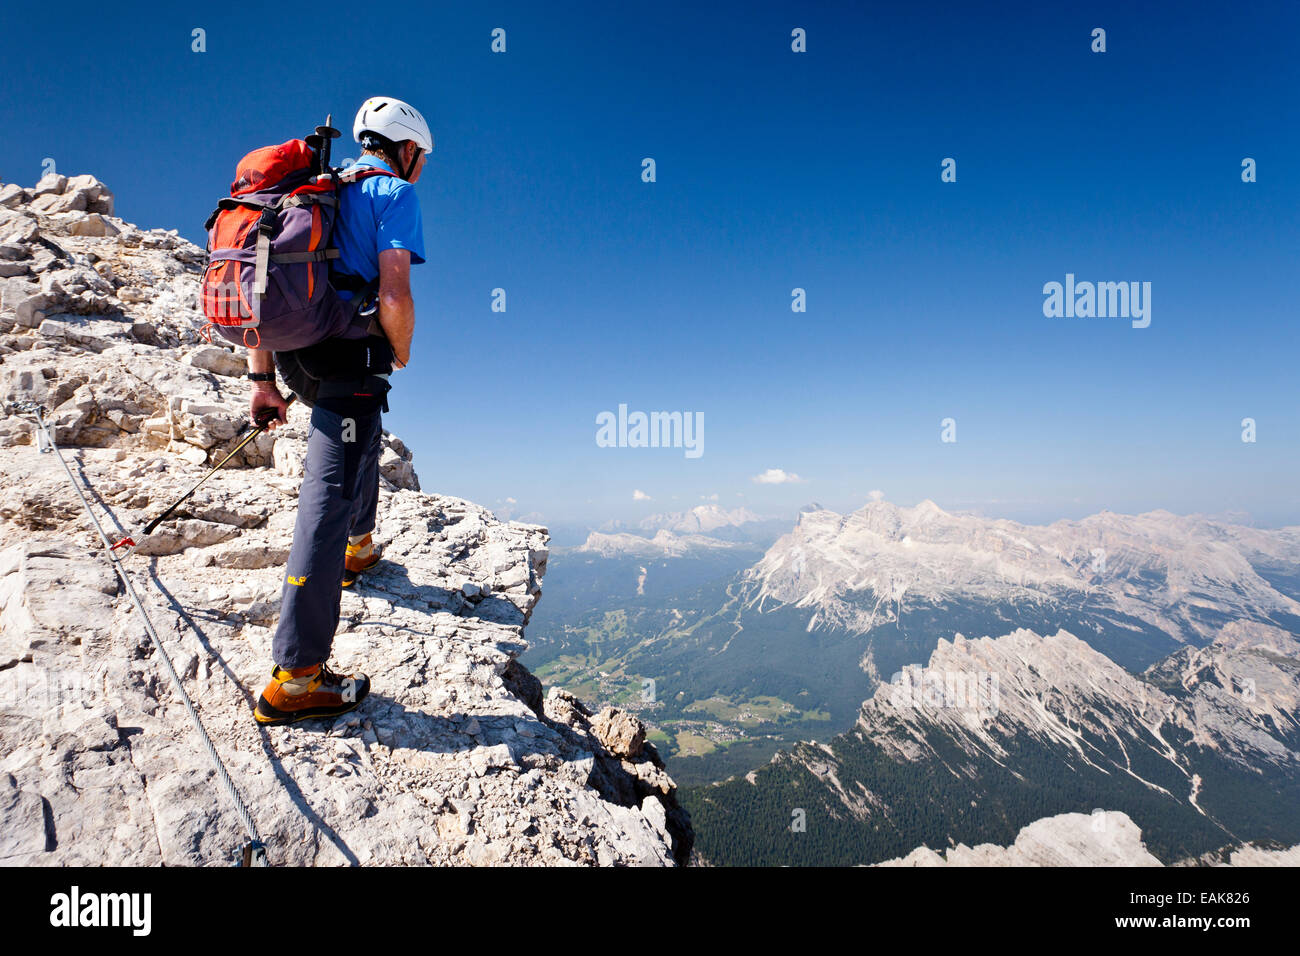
[342,533,381,588]
[254,662,371,726]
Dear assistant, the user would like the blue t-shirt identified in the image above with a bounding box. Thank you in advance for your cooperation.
[331,155,425,294]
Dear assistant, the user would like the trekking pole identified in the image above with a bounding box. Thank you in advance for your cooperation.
[309,114,340,175]
[111,396,296,551]
[318,114,339,170]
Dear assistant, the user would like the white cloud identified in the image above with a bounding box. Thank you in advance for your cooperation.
[701,493,719,501]
[632,489,652,501]
[868,489,884,502]
[752,468,807,485]
[505,496,517,505]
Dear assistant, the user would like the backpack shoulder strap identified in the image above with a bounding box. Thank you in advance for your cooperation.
[335,165,401,185]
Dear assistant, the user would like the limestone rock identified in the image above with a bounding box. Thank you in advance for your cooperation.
[63,175,107,204]
[876,812,1163,867]
[591,706,646,758]
[31,174,66,198]
[184,345,245,378]
[66,213,120,238]
[379,442,419,491]
[0,184,29,209]
[544,686,592,727]
[32,191,88,215]
[0,774,55,861]
[0,541,119,664]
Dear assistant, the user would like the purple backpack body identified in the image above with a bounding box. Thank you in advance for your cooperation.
[201,136,394,352]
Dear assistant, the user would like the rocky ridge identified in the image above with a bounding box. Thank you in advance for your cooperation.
[683,620,1299,866]
[748,499,1300,646]
[856,623,1300,774]
[0,173,692,865]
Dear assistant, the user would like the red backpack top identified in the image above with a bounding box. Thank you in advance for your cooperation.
[201,120,395,351]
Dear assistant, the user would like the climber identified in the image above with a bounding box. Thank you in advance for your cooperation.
[247,96,430,725]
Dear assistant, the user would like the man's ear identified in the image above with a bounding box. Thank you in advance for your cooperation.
[400,141,420,179]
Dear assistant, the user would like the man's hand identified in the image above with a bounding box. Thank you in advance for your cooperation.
[250,383,290,430]
[247,348,287,428]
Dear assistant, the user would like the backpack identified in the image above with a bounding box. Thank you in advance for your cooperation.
[200,122,396,351]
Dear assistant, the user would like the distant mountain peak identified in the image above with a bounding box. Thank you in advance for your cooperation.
[748,502,1300,648]
[578,529,741,557]
[637,504,764,534]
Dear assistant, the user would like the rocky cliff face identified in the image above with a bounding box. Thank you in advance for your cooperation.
[0,174,692,866]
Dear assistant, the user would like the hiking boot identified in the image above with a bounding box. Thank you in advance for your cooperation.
[254,661,371,726]
[342,533,381,588]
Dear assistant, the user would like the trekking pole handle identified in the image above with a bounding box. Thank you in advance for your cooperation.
[253,393,297,428]
[140,396,296,537]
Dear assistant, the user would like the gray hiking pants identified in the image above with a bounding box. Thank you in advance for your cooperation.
[272,403,382,669]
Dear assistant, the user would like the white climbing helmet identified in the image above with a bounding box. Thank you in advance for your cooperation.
[353,96,433,153]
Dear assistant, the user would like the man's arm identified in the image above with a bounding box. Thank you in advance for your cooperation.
[248,348,289,428]
[376,247,414,369]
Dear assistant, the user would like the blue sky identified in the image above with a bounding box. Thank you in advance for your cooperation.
[3,1,1297,530]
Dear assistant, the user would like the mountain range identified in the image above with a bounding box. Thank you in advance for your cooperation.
[525,499,1300,792]
[751,500,1300,669]
[683,621,1300,865]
